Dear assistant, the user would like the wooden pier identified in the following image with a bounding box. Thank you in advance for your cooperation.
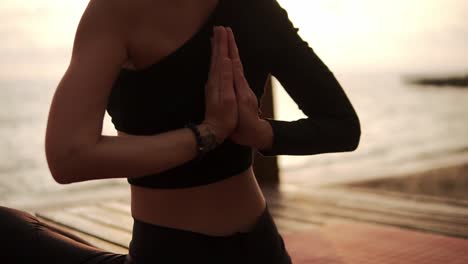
[32,182,468,263]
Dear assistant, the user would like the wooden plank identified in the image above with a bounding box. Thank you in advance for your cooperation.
[268,202,327,225]
[318,205,468,238]
[260,185,468,237]
[67,205,133,232]
[328,189,468,219]
[35,215,128,254]
[336,199,468,226]
[36,209,132,248]
[270,184,468,237]
[5,184,129,213]
[273,216,320,234]
[98,200,131,215]
[272,194,468,238]
[298,189,468,227]
[275,187,468,223]
[347,186,468,208]
[293,202,467,238]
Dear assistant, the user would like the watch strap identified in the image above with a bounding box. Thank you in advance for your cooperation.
[185,122,219,160]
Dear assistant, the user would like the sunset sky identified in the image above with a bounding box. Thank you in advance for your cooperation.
[1,0,467,80]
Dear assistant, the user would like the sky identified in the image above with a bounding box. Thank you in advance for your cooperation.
[0,0,467,80]
[281,0,468,74]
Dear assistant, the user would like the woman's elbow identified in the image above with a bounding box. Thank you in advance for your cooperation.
[342,117,361,151]
[46,157,74,185]
[45,144,80,185]
[51,171,73,185]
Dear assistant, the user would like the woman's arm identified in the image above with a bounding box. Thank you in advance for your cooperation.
[45,0,217,184]
[254,0,361,156]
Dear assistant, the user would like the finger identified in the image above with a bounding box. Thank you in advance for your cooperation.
[227,27,235,60]
[219,58,235,103]
[233,57,255,104]
[226,27,238,98]
[217,26,229,62]
[233,62,248,101]
[227,27,244,72]
[226,27,244,99]
[227,27,238,59]
[217,27,234,102]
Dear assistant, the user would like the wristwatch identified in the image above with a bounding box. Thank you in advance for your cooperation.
[185,122,220,160]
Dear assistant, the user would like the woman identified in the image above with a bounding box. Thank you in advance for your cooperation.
[0,0,360,263]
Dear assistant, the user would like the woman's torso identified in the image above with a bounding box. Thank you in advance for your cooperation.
[119,131,266,236]
[117,0,267,237]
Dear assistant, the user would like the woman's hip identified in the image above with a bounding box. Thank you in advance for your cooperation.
[128,202,292,264]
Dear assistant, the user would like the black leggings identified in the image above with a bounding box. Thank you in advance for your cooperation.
[0,204,292,264]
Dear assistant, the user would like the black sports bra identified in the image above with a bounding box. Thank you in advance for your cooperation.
[106,0,361,189]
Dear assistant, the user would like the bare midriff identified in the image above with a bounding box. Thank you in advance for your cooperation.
[117,130,267,237]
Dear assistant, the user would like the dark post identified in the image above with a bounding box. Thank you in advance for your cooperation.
[253,74,280,184]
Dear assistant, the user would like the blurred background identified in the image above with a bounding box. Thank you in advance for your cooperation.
[1,0,467,205]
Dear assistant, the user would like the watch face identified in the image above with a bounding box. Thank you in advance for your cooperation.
[200,132,218,153]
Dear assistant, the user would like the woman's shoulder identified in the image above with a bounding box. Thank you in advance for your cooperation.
[80,0,136,25]
[74,0,139,47]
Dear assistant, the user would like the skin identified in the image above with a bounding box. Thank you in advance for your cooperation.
[45,0,273,236]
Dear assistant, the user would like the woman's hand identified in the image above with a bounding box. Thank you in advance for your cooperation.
[202,26,238,144]
[225,27,272,149]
